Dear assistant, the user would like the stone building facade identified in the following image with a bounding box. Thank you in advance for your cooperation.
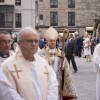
[0,0,35,33]
[36,0,100,35]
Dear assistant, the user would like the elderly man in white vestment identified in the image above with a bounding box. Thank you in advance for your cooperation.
[0,31,14,66]
[39,27,77,100]
[93,43,100,100]
[1,27,58,100]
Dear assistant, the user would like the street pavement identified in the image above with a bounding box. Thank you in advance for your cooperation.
[71,56,96,100]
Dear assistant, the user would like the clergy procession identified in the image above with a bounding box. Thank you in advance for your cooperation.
[0,26,99,100]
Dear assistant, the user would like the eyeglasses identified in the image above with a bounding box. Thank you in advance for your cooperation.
[0,40,12,44]
[22,39,39,44]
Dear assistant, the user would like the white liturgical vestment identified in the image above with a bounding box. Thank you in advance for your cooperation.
[0,51,14,66]
[39,47,77,99]
[0,68,24,100]
[0,51,23,100]
[48,48,59,73]
[93,43,100,100]
[1,50,58,100]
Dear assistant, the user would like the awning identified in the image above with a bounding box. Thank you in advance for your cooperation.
[86,27,94,31]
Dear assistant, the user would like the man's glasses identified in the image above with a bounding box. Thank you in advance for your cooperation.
[22,39,39,44]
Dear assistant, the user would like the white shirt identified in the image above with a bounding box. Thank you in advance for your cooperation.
[29,62,42,100]
[28,56,58,100]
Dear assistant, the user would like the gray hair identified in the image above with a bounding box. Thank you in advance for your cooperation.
[17,27,39,42]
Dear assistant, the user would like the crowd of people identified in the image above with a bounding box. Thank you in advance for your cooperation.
[0,26,100,100]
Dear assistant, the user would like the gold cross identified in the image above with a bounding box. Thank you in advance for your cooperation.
[11,64,22,79]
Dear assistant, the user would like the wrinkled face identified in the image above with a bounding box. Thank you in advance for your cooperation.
[0,34,11,54]
[47,39,56,49]
[18,32,39,56]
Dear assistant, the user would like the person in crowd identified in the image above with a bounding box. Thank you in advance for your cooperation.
[90,35,95,55]
[57,35,63,50]
[1,27,58,100]
[11,34,17,52]
[96,33,100,44]
[83,33,91,62]
[39,35,45,49]
[0,31,14,66]
[75,32,83,57]
[93,43,100,100]
[39,27,77,100]
[65,33,78,73]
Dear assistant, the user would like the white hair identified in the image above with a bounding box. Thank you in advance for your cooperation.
[17,27,39,42]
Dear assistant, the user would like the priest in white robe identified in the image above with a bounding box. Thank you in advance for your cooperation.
[93,43,100,100]
[1,27,58,100]
[39,27,77,100]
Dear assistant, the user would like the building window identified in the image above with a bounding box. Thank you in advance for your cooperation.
[50,12,58,26]
[68,12,75,26]
[0,13,5,27]
[15,13,21,28]
[0,0,4,2]
[15,0,21,5]
[50,0,58,8]
[68,0,75,8]
[39,0,43,2]
[39,14,43,20]
[0,5,14,28]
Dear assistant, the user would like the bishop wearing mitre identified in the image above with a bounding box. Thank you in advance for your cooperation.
[39,27,77,100]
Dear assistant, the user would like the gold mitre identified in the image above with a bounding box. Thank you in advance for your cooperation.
[44,27,58,40]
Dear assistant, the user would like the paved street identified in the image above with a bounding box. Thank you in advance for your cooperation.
[71,56,96,100]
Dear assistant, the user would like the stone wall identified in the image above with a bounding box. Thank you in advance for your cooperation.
[37,0,100,35]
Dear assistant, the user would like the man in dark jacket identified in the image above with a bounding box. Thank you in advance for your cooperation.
[65,33,78,73]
